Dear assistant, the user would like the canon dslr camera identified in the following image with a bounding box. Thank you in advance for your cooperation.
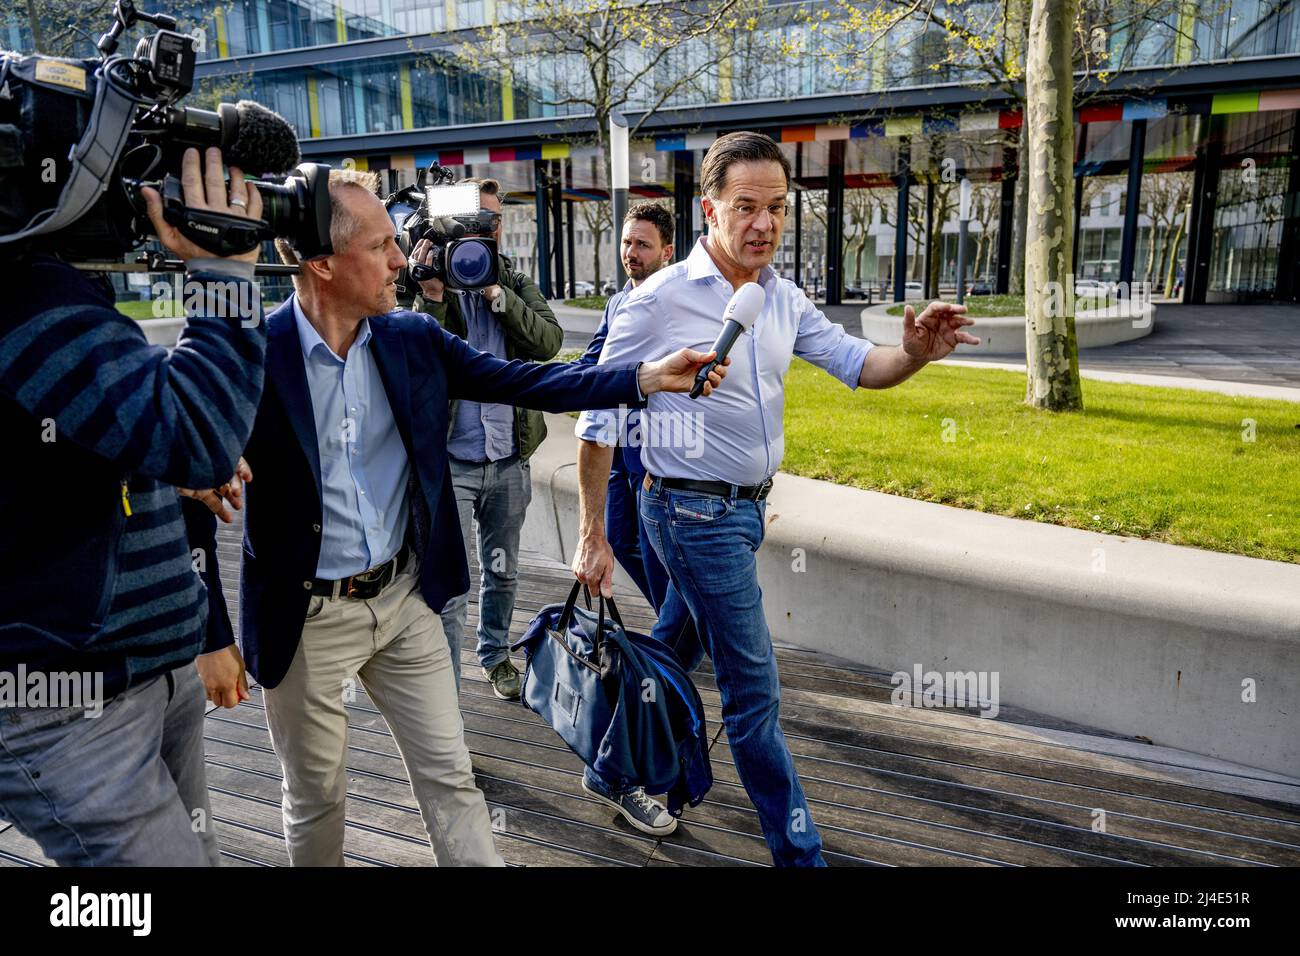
[387,164,500,294]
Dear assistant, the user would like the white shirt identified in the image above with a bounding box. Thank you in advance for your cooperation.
[576,237,873,486]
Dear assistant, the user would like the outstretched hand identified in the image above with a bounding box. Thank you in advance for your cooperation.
[902,302,980,361]
[638,348,731,396]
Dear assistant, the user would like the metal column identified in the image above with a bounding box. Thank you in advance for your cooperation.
[1185,115,1224,304]
[793,143,803,288]
[923,181,935,299]
[533,159,551,298]
[550,159,565,298]
[826,138,845,306]
[1118,119,1147,296]
[893,137,911,302]
[1276,117,1300,302]
[1072,122,1088,275]
[565,199,576,298]
[673,150,694,258]
[996,161,1015,293]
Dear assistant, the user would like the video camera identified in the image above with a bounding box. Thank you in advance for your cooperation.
[387,164,500,294]
[0,0,331,264]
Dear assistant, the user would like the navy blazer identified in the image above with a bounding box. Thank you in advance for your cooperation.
[195,297,642,689]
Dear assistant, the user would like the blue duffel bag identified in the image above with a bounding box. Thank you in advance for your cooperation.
[510,581,712,816]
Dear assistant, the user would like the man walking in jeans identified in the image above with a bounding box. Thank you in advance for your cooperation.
[409,178,558,699]
[576,132,978,865]
[570,201,697,835]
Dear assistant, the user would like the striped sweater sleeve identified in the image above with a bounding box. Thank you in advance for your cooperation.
[0,256,267,490]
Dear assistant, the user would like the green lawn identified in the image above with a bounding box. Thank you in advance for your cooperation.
[884,293,1109,317]
[782,360,1300,563]
[116,299,281,320]
[564,295,608,311]
[116,299,183,320]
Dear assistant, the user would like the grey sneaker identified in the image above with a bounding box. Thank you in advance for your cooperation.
[582,777,678,836]
[484,659,522,700]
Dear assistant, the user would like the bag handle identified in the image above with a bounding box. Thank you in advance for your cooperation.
[557,581,627,661]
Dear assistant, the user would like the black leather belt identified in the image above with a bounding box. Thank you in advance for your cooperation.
[644,473,774,502]
[312,546,411,599]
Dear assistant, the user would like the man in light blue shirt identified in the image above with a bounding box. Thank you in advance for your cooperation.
[294,298,411,579]
[575,132,978,866]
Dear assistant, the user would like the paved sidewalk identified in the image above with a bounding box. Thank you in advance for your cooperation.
[829,302,1300,388]
[557,300,1300,388]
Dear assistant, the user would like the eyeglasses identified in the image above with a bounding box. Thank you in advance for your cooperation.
[710,196,792,221]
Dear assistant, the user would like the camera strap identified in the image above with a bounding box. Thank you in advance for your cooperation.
[0,59,139,246]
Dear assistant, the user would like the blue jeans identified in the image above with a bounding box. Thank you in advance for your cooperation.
[637,476,825,867]
[0,663,217,866]
[440,454,532,685]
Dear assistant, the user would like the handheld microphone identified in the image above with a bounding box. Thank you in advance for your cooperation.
[689,282,765,399]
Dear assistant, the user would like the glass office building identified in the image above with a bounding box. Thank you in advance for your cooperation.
[4,1,1298,303]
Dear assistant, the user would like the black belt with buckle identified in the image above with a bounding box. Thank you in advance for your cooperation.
[645,474,774,502]
[312,546,411,599]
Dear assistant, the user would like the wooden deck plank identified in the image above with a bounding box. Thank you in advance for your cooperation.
[201,530,1300,867]
[204,715,654,867]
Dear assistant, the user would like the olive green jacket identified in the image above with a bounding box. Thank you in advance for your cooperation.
[409,254,562,462]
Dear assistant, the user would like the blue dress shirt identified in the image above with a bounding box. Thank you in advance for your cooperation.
[447,289,518,462]
[576,237,873,486]
[293,296,411,578]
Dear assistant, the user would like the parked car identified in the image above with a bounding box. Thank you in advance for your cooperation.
[842,284,867,300]
[967,280,994,296]
[904,281,924,298]
[1074,278,1115,297]
[600,280,618,296]
[572,280,595,296]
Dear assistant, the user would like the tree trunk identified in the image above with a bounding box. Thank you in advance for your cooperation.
[1009,118,1030,294]
[1023,0,1083,411]
[592,228,603,295]
[1164,207,1188,297]
[928,217,942,296]
[1150,224,1167,293]
[1149,222,1159,286]
[26,0,47,53]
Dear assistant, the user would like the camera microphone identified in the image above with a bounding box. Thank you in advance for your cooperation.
[159,100,301,175]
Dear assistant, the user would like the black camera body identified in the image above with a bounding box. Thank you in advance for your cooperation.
[388,165,500,294]
[0,1,332,262]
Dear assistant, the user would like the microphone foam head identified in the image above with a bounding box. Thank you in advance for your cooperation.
[226,100,302,175]
[724,281,766,331]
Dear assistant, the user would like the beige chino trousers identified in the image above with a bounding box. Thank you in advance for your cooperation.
[262,558,503,866]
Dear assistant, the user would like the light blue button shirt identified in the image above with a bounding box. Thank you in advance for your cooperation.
[447,289,518,462]
[576,237,873,486]
[293,296,410,578]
